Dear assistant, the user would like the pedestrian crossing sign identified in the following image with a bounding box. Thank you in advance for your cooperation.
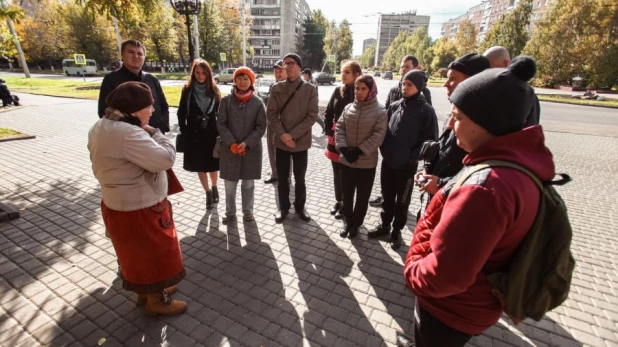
[74,54,87,65]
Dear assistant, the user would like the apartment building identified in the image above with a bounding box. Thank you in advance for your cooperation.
[249,0,311,70]
[442,0,555,42]
[374,11,431,66]
[362,38,376,53]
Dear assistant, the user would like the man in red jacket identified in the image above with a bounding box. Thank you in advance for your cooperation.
[398,56,555,347]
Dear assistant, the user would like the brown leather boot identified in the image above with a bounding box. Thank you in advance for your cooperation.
[144,289,187,316]
[136,285,178,305]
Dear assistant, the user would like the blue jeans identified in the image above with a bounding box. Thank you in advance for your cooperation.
[224,179,254,217]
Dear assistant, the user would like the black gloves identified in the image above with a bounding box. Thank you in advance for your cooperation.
[340,147,362,163]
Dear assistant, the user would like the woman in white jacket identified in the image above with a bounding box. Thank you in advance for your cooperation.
[335,75,387,239]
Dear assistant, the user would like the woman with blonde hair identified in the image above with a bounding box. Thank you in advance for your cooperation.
[324,60,362,220]
[177,59,221,210]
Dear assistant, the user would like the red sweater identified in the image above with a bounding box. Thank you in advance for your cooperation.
[404,126,555,335]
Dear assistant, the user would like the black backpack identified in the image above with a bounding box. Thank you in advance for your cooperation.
[454,160,576,324]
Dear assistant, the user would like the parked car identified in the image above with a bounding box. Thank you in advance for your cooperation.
[214,68,237,84]
[312,72,336,85]
[383,71,393,80]
[255,77,276,102]
[373,71,381,77]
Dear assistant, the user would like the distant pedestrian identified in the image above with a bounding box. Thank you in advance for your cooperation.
[264,60,287,184]
[324,60,362,220]
[217,67,267,223]
[0,79,19,107]
[88,81,187,316]
[369,70,438,250]
[98,40,170,134]
[177,59,221,210]
[267,53,318,223]
[335,75,387,238]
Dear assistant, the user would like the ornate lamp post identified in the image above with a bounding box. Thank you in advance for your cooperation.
[170,0,202,61]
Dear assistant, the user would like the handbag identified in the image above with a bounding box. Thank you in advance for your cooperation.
[175,133,185,153]
[166,168,184,196]
[213,136,221,158]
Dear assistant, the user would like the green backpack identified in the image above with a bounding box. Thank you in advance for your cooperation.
[454,160,576,324]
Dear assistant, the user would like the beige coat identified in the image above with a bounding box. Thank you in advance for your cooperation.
[266,77,318,152]
[88,118,176,211]
[335,97,388,169]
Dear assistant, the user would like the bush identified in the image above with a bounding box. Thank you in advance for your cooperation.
[434,68,448,78]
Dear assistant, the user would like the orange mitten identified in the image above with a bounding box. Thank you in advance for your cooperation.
[238,147,246,156]
[230,143,239,154]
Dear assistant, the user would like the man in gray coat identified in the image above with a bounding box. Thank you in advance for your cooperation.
[266,53,319,223]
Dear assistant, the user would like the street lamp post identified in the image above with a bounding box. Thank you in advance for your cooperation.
[170,0,202,62]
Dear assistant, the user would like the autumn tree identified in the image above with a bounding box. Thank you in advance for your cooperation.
[360,44,375,68]
[198,0,225,66]
[429,37,458,73]
[141,7,179,63]
[336,19,353,64]
[381,31,408,70]
[301,14,326,70]
[454,18,478,55]
[404,26,432,68]
[480,0,533,56]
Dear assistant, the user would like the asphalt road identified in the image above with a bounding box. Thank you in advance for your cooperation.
[2,71,617,137]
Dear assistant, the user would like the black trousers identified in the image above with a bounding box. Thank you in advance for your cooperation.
[331,161,343,202]
[414,299,473,347]
[340,165,376,227]
[380,161,417,230]
[276,148,308,211]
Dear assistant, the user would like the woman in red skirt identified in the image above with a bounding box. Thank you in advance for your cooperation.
[88,81,187,315]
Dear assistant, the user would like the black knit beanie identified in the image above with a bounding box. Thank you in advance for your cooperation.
[403,70,427,93]
[283,53,302,68]
[106,81,153,114]
[448,53,491,77]
[450,56,537,137]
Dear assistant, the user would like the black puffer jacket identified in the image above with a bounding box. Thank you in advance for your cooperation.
[424,115,468,187]
[380,94,438,170]
[98,66,170,133]
[324,85,354,136]
[385,77,433,110]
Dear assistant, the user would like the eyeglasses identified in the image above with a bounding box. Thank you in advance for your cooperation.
[283,62,297,67]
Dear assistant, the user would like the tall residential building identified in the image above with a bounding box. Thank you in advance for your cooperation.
[362,38,376,53]
[441,0,554,42]
[374,11,431,66]
[249,0,311,70]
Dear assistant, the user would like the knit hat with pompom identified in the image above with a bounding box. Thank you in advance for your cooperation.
[449,55,537,136]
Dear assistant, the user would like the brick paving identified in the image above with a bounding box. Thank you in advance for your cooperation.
[1,93,617,347]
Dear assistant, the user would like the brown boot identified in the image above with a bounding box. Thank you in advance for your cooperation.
[144,289,187,316]
[136,285,178,305]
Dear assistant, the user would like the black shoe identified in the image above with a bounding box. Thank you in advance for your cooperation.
[339,223,350,238]
[264,177,278,184]
[334,207,344,220]
[296,208,311,222]
[212,186,219,203]
[396,332,415,347]
[348,226,359,239]
[331,202,342,215]
[368,224,391,238]
[274,210,289,223]
[390,229,403,250]
[206,191,214,210]
[369,195,383,207]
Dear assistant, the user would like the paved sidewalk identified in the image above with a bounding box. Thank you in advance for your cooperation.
[0,94,617,347]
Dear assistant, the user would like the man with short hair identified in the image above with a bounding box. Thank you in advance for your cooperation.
[370,55,432,207]
[483,46,540,127]
[98,40,170,133]
[267,53,318,223]
[264,60,287,184]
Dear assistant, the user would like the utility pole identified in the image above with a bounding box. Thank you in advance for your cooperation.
[194,13,200,59]
[112,16,123,62]
[241,0,246,66]
[374,14,381,67]
[1,0,30,78]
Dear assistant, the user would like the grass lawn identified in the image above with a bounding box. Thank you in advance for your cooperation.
[537,94,618,108]
[0,128,20,138]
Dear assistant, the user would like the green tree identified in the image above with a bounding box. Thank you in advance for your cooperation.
[382,31,408,69]
[524,0,618,88]
[336,19,353,64]
[197,0,225,65]
[63,3,117,67]
[323,20,337,72]
[141,7,179,63]
[301,14,325,70]
[360,44,375,68]
[429,37,458,72]
[480,0,533,56]
[454,18,478,55]
[74,0,158,22]
[404,26,431,68]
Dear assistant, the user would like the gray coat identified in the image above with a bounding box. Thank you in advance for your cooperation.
[335,97,388,169]
[217,94,267,181]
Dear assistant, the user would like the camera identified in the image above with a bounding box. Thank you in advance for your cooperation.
[419,140,440,162]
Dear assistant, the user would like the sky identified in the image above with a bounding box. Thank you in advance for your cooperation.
[304,0,481,56]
